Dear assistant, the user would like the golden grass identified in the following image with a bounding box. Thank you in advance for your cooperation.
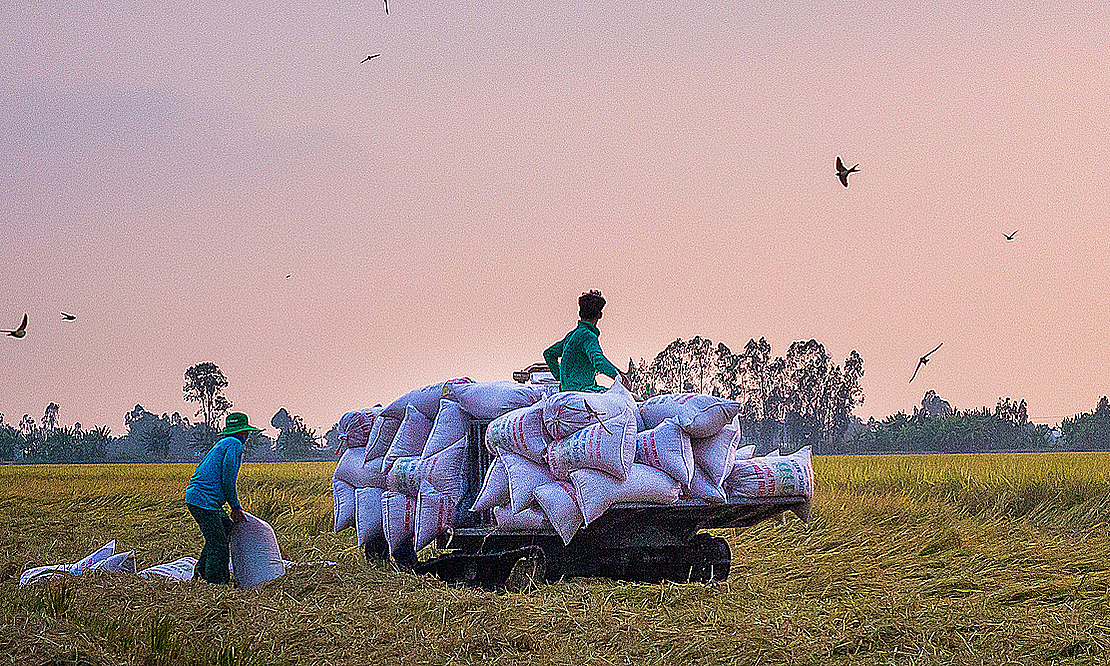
[2,456,1110,665]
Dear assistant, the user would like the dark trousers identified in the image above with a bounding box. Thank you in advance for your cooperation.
[187,503,233,584]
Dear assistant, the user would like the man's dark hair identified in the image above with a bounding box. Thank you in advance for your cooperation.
[579,290,606,320]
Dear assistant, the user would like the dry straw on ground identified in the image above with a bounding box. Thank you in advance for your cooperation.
[3,456,1110,665]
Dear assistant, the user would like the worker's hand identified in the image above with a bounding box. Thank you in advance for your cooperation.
[230,507,246,524]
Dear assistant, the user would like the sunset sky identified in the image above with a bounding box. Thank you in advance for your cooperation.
[3,0,1109,434]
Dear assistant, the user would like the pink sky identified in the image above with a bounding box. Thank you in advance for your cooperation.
[3,1,1109,434]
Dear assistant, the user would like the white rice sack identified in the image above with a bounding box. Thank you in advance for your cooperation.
[422,399,469,458]
[485,402,549,463]
[471,457,509,513]
[355,487,384,547]
[415,488,456,551]
[336,409,377,451]
[138,557,197,581]
[501,451,556,513]
[726,446,815,499]
[640,393,742,439]
[634,418,695,487]
[687,465,726,504]
[543,376,639,440]
[532,481,583,546]
[383,378,474,420]
[382,491,417,557]
[571,464,682,525]
[386,456,425,497]
[691,416,739,488]
[335,448,387,489]
[332,478,356,532]
[381,405,434,474]
[449,380,544,420]
[421,437,468,499]
[738,444,755,459]
[547,407,637,481]
[19,540,117,587]
[363,413,403,463]
[493,505,551,531]
[87,550,136,574]
[229,512,286,589]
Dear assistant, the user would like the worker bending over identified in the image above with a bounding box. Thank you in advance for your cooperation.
[544,289,629,392]
[184,412,261,584]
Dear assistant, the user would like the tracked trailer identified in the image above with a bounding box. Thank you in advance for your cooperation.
[398,419,809,590]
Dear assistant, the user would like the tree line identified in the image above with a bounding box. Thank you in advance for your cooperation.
[0,362,335,463]
[627,336,865,452]
[3,343,1108,461]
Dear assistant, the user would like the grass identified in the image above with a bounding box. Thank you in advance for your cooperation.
[2,456,1110,665]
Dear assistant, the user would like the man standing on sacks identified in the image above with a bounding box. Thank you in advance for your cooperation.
[544,290,630,393]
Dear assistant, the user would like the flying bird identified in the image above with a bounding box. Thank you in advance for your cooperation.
[909,343,943,383]
[836,156,860,188]
[361,54,381,63]
[61,312,76,321]
[285,274,291,279]
[2,314,27,339]
[1003,230,1018,241]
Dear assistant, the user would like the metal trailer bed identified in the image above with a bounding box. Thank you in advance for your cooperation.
[389,418,808,589]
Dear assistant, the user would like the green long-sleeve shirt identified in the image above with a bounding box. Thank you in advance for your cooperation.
[544,320,620,393]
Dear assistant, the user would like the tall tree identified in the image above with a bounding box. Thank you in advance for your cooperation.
[183,362,232,448]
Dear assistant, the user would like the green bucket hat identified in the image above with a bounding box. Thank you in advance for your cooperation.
[219,412,263,437]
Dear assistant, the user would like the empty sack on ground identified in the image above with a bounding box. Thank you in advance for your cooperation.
[138,557,197,581]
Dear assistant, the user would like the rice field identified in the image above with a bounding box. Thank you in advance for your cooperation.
[3,455,1110,665]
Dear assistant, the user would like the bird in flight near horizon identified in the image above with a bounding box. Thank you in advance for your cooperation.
[836,156,859,188]
[910,343,943,382]
[61,312,76,321]
[1003,230,1019,241]
[2,314,27,338]
[361,54,381,63]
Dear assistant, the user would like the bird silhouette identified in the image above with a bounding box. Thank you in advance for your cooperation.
[909,343,943,382]
[836,156,860,188]
[1003,230,1018,241]
[285,274,291,279]
[61,312,76,321]
[2,314,27,338]
[361,54,381,63]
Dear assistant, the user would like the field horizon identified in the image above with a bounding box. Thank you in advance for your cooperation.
[4,455,1110,665]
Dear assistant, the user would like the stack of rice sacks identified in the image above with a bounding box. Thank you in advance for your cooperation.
[473,379,693,545]
[373,378,549,557]
[332,408,388,548]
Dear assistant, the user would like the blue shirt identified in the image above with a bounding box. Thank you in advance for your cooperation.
[185,436,243,511]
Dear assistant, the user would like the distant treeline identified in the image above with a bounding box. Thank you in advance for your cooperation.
[0,361,337,464]
[0,404,338,464]
[3,344,1107,462]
